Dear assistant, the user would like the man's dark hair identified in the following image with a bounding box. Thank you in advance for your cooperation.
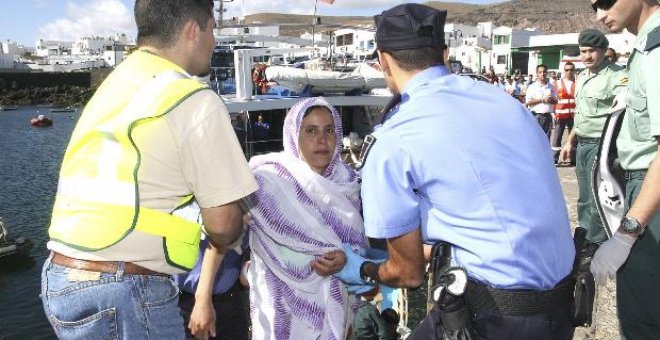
[135,0,214,48]
[564,61,575,68]
[536,64,548,72]
[383,46,445,72]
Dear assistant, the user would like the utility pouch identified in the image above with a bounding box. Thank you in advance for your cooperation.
[571,227,598,327]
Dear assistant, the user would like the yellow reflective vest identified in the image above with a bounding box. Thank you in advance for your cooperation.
[49,50,207,270]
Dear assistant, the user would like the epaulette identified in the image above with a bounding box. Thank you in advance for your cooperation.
[645,26,660,51]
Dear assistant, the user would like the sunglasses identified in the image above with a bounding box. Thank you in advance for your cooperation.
[592,0,616,12]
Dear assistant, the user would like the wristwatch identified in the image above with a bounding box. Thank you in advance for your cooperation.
[621,216,645,236]
[359,261,378,285]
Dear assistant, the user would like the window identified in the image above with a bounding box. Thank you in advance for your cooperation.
[497,55,507,64]
[494,35,511,45]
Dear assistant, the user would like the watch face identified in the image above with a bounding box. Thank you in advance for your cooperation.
[623,217,642,233]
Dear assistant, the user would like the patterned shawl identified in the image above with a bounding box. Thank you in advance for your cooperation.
[247,97,367,340]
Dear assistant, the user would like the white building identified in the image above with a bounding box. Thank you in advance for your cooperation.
[522,30,636,74]
[445,22,493,73]
[35,39,74,57]
[72,36,115,55]
[491,26,541,75]
[332,28,376,60]
[1,40,20,69]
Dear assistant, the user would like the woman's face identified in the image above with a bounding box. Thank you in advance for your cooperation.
[298,107,336,175]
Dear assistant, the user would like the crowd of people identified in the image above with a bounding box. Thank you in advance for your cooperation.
[38,0,659,340]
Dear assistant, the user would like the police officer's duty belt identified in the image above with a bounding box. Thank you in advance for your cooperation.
[465,276,575,316]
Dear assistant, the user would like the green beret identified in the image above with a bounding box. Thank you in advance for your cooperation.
[579,29,609,48]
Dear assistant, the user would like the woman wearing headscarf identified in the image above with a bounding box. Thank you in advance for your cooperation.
[246,97,368,340]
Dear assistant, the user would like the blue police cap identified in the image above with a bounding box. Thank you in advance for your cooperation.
[374,3,447,51]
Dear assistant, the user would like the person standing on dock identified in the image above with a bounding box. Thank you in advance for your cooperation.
[559,29,627,244]
[40,0,257,338]
[588,0,660,338]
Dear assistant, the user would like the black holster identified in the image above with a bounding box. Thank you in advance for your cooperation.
[571,227,598,327]
[428,242,478,340]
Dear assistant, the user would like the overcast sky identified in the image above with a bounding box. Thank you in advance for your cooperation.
[0,0,505,47]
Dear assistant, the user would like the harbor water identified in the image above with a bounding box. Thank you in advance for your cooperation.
[0,106,74,339]
[0,106,429,339]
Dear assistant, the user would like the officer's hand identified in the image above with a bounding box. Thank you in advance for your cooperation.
[333,243,369,285]
[590,231,636,285]
[311,249,347,277]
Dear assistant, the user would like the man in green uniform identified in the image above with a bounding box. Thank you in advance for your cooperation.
[559,29,627,244]
[588,1,660,339]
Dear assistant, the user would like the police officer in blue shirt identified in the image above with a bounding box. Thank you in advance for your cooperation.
[335,4,576,339]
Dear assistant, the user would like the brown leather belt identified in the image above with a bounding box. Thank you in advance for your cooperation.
[51,252,169,277]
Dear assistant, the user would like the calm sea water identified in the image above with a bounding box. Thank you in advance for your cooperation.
[0,106,428,339]
[0,106,77,339]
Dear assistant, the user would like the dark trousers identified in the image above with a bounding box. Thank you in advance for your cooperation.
[533,112,552,141]
[575,138,607,243]
[408,301,574,340]
[550,117,574,162]
[178,282,249,340]
[617,171,660,339]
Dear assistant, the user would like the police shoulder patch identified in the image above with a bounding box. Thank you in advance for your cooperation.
[355,134,377,170]
[645,26,660,51]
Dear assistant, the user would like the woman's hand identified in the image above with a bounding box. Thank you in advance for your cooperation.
[311,249,347,277]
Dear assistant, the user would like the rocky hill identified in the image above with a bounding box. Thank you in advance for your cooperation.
[237,0,605,36]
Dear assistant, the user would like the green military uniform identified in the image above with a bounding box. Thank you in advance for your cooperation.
[615,10,660,340]
[574,60,626,243]
[351,303,398,340]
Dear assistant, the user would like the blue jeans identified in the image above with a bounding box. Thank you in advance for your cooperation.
[41,253,185,339]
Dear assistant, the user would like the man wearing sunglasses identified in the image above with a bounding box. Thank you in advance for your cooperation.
[587,1,660,339]
[551,62,577,166]
[559,29,626,245]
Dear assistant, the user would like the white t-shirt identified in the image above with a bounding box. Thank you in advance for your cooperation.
[526,81,556,113]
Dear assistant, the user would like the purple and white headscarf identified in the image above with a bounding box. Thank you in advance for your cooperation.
[247,97,367,340]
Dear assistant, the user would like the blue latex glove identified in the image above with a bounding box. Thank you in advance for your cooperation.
[379,285,397,310]
[334,243,368,285]
[362,247,388,263]
[346,283,375,295]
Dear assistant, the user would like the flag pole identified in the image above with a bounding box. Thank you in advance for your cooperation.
[312,0,318,53]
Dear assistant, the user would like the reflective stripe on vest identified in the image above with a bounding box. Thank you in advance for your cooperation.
[49,51,207,270]
[554,79,576,119]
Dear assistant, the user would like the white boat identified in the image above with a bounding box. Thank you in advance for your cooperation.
[264,62,386,94]
[220,47,391,161]
[0,106,19,111]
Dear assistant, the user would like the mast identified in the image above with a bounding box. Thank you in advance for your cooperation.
[312,0,319,53]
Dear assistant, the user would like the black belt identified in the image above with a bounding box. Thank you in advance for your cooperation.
[531,111,551,115]
[465,276,574,316]
[624,170,647,180]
